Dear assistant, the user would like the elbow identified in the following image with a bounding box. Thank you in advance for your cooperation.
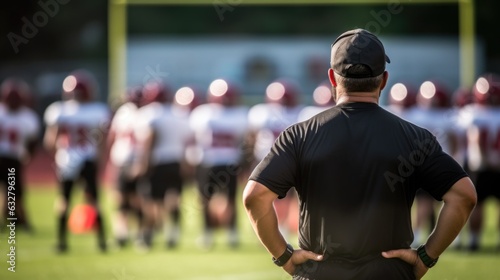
[466,189,478,212]
[242,186,256,211]
[444,177,478,215]
[460,181,478,214]
[242,180,278,213]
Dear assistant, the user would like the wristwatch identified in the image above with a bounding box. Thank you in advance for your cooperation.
[417,244,439,268]
[272,243,294,266]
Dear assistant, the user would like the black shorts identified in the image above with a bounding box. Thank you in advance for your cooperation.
[143,162,183,201]
[60,161,99,201]
[474,169,500,202]
[196,165,239,200]
[293,257,415,280]
[116,169,139,194]
[0,157,24,199]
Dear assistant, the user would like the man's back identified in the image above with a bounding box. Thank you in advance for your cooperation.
[252,102,466,260]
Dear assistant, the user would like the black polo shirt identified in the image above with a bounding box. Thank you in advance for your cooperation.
[250,102,467,261]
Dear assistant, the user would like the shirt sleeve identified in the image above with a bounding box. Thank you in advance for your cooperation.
[249,127,298,199]
[414,133,468,201]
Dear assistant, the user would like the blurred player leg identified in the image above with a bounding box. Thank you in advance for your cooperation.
[226,165,239,248]
[412,190,435,247]
[56,180,73,253]
[1,158,33,232]
[160,162,184,249]
[467,170,499,251]
[81,161,106,252]
[197,165,239,249]
[468,201,484,251]
[137,188,159,250]
[112,172,142,248]
[164,188,181,248]
[197,165,215,249]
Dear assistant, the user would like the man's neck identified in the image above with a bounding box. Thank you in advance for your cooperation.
[335,91,380,105]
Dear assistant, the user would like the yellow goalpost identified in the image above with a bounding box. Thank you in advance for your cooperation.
[108,0,475,102]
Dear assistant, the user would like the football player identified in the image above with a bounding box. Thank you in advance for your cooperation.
[43,70,110,253]
[132,81,192,249]
[189,79,248,249]
[462,73,500,251]
[0,77,40,232]
[107,86,144,248]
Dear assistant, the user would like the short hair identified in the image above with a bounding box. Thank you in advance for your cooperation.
[333,64,384,93]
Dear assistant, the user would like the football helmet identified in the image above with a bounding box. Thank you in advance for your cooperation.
[175,86,203,111]
[417,81,450,109]
[207,79,240,106]
[473,73,500,106]
[126,85,144,107]
[141,80,172,105]
[388,82,417,109]
[1,77,30,110]
[265,78,300,107]
[312,82,335,106]
[453,86,473,108]
[62,69,98,102]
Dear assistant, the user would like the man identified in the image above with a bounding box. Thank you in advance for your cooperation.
[460,73,500,251]
[243,29,477,280]
[107,86,144,248]
[0,78,40,232]
[189,79,248,249]
[43,69,110,253]
[132,81,192,249]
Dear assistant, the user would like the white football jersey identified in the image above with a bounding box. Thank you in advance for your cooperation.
[383,104,414,121]
[248,103,302,162]
[134,102,192,165]
[109,102,140,167]
[461,104,500,171]
[405,107,455,154]
[190,103,248,166]
[44,100,110,179]
[0,104,40,160]
[449,106,471,166]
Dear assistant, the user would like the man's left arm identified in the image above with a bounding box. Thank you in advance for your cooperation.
[383,177,477,279]
[243,180,323,276]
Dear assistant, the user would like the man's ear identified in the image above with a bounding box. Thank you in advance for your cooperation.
[380,71,389,91]
[328,68,337,87]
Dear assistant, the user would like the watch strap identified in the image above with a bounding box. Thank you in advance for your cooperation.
[417,244,439,268]
[272,244,294,266]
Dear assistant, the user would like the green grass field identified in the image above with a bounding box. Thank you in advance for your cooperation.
[1,184,499,280]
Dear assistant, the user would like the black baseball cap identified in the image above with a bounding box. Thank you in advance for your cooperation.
[331,29,390,78]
